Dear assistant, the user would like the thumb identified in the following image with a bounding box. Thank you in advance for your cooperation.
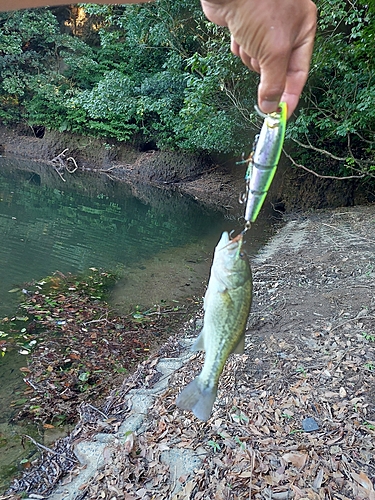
[257,55,289,115]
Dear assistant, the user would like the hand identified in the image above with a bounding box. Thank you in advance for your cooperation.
[200,0,317,118]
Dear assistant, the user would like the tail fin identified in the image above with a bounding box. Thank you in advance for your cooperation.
[176,377,217,422]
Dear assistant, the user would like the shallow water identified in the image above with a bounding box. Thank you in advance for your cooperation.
[0,159,224,317]
[0,157,274,492]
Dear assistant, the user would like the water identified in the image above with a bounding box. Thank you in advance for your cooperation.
[0,156,274,492]
[0,159,225,317]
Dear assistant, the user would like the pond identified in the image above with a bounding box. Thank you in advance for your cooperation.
[0,159,221,318]
[0,156,274,492]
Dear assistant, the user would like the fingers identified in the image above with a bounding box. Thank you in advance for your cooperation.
[231,38,260,74]
[232,41,313,118]
[229,0,317,118]
[257,53,289,116]
[231,37,294,116]
[279,66,311,119]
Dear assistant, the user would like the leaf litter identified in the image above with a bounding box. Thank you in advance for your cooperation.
[3,270,189,427]
[3,205,375,500]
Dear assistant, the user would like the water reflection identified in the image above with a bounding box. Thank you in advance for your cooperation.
[0,157,227,491]
[0,158,227,318]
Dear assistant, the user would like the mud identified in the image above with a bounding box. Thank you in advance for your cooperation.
[0,125,372,218]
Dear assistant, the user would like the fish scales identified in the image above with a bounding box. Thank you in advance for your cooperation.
[176,231,252,421]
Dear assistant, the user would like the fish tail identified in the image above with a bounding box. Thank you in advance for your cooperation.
[176,377,217,422]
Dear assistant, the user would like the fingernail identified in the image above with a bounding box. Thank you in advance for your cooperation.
[260,100,279,114]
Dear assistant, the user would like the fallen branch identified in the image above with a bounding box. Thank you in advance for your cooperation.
[50,149,79,181]
[65,156,78,173]
[53,166,66,182]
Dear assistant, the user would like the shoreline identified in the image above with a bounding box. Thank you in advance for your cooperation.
[4,204,375,499]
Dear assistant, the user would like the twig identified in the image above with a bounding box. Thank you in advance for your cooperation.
[321,222,375,244]
[51,148,69,164]
[143,309,185,316]
[82,317,109,326]
[97,165,119,172]
[283,150,365,180]
[24,435,78,463]
[66,157,78,173]
[291,137,348,162]
[50,149,80,180]
[247,447,255,500]
[330,311,372,333]
[292,135,375,170]
[53,166,66,182]
[85,403,108,420]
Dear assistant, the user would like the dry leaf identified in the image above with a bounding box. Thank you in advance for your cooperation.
[312,468,324,491]
[238,471,253,478]
[339,387,347,398]
[272,492,295,500]
[171,480,196,500]
[123,432,135,453]
[351,471,375,491]
[282,452,308,469]
[306,490,321,500]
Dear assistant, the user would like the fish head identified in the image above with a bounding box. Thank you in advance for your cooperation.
[213,231,251,288]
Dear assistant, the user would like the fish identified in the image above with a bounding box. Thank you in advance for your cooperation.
[176,231,252,421]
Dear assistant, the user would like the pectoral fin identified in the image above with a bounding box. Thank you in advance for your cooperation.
[191,329,205,351]
[232,334,245,354]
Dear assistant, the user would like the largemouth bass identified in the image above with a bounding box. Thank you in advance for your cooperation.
[176,231,252,421]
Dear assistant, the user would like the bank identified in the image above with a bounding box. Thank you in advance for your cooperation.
[3,204,375,500]
[0,125,373,218]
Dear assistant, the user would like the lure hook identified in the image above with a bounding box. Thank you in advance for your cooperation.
[254,104,268,119]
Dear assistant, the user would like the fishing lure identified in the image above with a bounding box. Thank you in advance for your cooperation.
[243,102,287,228]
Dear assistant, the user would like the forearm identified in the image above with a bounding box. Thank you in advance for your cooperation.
[0,0,151,12]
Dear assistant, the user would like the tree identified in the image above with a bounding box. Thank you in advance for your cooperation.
[288,0,375,180]
[0,1,259,154]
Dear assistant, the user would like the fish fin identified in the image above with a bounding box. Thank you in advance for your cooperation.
[176,377,217,422]
[232,334,245,354]
[191,330,205,351]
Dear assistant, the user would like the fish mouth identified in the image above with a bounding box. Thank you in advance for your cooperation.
[218,230,244,256]
[215,230,247,261]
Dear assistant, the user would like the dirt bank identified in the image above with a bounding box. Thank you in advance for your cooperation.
[0,126,373,218]
[4,204,375,500]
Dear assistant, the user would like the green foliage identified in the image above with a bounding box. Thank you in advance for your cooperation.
[4,0,375,167]
[0,9,93,128]
[288,0,375,178]
[177,40,256,152]
[0,1,257,154]
[0,10,58,87]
